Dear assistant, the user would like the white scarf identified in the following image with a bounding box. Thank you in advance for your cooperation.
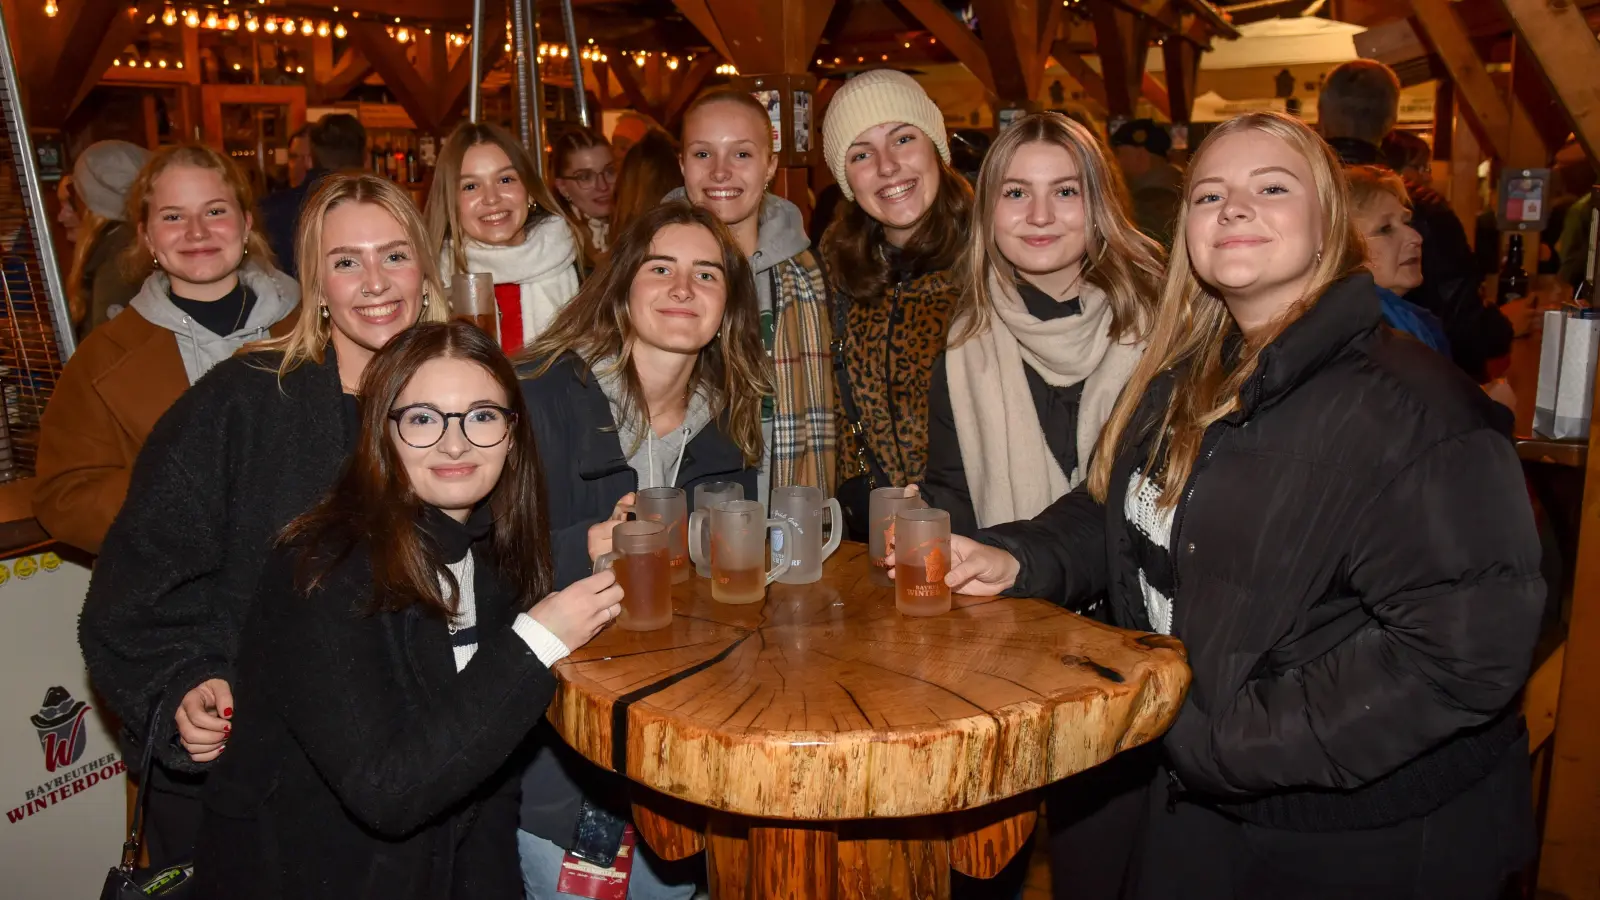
[945,274,1144,528]
[440,217,579,347]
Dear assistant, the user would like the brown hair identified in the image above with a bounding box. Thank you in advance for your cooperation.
[610,128,683,239]
[426,121,571,278]
[548,125,613,213]
[118,143,274,281]
[954,112,1163,346]
[250,174,449,377]
[1345,164,1411,216]
[281,320,552,616]
[1318,60,1401,145]
[820,155,973,304]
[519,200,771,466]
[1088,112,1367,507]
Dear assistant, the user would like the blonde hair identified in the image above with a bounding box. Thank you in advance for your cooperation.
[425,121,572,278]
[250,174,448,377]
[119,143,275,282]
[66,211,108,327]
[1087,112,1367,506]
[1345,164,1411,216]
[953,112,1163,347]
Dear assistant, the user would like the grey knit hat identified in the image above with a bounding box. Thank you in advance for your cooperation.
[72,140,151,221]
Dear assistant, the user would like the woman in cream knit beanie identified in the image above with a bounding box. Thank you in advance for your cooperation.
[821,69,951,202]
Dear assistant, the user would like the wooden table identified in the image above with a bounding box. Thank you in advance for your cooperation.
[547,543,1191,898]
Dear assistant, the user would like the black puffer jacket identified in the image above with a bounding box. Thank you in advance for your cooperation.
[982,274,1543,830]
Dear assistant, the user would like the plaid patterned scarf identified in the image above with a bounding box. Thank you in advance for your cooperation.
[771,249,836,492]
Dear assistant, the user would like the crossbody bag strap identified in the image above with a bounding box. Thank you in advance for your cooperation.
[119,700,166,873]
[822,269,885,486]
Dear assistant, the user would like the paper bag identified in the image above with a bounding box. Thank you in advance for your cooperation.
[1536,308,1600,439]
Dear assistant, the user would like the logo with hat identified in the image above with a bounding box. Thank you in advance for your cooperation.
[31,686,91,773]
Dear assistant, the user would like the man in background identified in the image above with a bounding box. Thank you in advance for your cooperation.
[1110,118,1183,247]
[259,113,366,278]
[286,125,314,190]
[1320,59,1515,382]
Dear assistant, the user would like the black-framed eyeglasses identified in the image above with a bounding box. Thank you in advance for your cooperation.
[387,404,516,449]
[558,166,617,188]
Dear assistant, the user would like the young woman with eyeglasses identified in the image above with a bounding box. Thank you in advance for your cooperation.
[79,174,448,869]
[188,321,622,899]
[508,200,768,899]
[429,122,581,353]
[549,126,616,264]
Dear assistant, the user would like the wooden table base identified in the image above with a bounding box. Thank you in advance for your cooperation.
[635,789,1036,899]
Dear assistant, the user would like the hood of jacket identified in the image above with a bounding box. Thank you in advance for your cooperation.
[590,354,714,489]
[441,214,577,287]
[664,188,810,277]
[129,262,300,385]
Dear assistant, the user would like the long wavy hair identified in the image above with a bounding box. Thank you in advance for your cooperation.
[281,321,552,616]
[953,112,1163,347]
[250,174,449,377]
[518,200,771,466]
[426,121,571,278]
[118,143,275,282]
[1087,112,1366,507]
[609,128,682,239]
[820,153,973,304]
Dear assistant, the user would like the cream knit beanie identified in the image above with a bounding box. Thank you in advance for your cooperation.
[822,69,949,201]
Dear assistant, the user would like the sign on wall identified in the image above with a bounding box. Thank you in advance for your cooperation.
[0,553,127,898]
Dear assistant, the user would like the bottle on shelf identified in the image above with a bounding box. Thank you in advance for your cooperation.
[1496,232,1529,307]
[405,144,418,184]
[1576,199,1598,309]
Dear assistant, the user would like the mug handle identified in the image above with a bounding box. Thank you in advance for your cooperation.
[593,550,620,575]
[688,509,709,567]
[820,498,843,561]
[763,518,796,585]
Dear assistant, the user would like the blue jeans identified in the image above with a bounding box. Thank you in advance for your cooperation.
[517,829,697,900]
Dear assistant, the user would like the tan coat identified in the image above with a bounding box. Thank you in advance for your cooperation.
[34,307,297,554]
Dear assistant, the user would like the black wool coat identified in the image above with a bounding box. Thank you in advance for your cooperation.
[982,274,1544,832]
[189,534,553,900]
[79,348,353,776]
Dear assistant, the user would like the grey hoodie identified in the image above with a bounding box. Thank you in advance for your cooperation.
[129,263,300,384]
[591,355,714,489]
[665,188,811,315]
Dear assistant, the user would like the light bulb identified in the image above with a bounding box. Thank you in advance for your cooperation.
[316,20,327,36]
[162,6,176,24]
[396,26,409,42]
[142,59,152,67]
[204,11,218,27]
[295,65,304,73]
[334,22,345,37]
[245,14,257,30]
[158,58,168,67]
[668,57,679,70]
[43,0,57,17]
[175,60,183,68]
[226,13,238,29]
[232,61,241,70]
[114,58,122,65]
[263,17,276,32]
[184,9,198,27]
[300,18,311,34]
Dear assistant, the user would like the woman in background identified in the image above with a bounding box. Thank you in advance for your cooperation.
[36,143,297,557]
[609,128,682,239]
[1346,165,1450,355]
[79,174,447,869]
[549,126,616,264]
[191,321,622,899]
[65,140,151,336]
[820,69,972,533]
[429,122,580,353]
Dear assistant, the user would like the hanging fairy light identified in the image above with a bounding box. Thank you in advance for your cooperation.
[43,0,57,17]
[225,13,239,29]
[395,26,410,42]
[244,13,257,30]
[263,16,277,32]
[334,22,346,38]
[294,65,304,73]
[559,44,568,58]
[183,8,199,27]
[299,18,312,34]
[203,10,218,27]
[716,63,737,75]
[316,20,328,36]
[162,5,176,24]
[634,53,646,67]
[158,58,168,67]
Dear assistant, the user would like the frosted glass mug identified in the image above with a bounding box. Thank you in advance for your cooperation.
[634,487,690,585]
[869,487,926,586]
[894,508,952,617]
[691,481,744,578]
[448,272,497,344]
[770,486,842,584]
[688,500,795,604]
[592,521,673,632]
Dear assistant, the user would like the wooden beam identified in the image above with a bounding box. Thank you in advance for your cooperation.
[433,11,508,132]
[347,21,440,133]
[1160,33,1201,124]
[1492,0,1600,163]
[894,0,996,93]
[1141,71,1170,120]
[64,0,164,122]
[1051,42,1110,111]
[972,0,1041,102]
[311,47,374,105]
[610,56,664,123]
[804,0,835,65]
[1527,643,1565,754]
[33,0,144,126]
[1448,95,1484,236]
[664,53,720,129]
[1038,0,1066,64]
[671,0,738,69]
[1406,0,1512,161]
[702,0,768,72]
[1091,3,1152,121]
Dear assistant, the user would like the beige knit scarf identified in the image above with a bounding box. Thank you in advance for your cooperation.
[945,274,1144,528]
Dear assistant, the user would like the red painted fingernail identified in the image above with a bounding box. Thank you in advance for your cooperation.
[223,725,231,733]
[222,707,233,717]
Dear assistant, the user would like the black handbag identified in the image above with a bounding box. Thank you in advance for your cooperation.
[830,286,892,543]
[100,705,194,899]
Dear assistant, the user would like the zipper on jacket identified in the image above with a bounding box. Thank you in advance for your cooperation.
[1165,769,1186,812]
[1169,426,1226,598]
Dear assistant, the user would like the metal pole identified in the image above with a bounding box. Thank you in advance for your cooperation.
[510,0,533,147]
[525,0,545,153]
[558,0,588,127]
[469,0,486,123]
[0,0,73,358]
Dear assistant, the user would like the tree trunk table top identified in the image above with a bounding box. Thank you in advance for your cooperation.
[548,542,1191,822]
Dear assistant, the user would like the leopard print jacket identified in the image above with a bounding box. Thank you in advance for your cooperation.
[834,267,962,489]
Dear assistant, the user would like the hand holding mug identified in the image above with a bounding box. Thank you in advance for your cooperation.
[883,534,1020,597]
[587,492,637,563]
[528,568,626,650]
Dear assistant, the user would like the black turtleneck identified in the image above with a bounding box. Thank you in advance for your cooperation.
[169,278,255,338]
[417,503,494,564]
[1016,281,1086,478]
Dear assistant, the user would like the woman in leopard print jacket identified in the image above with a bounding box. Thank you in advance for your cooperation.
[819,70,973,515]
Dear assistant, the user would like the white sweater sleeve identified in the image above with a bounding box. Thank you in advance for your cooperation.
[512,613,571,667]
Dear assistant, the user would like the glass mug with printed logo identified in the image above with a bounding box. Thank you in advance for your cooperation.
[688,500,795,604]
[691,481,744,578]
[592,521,673,632]
[894,508,952,617]
[869,487,926,586]
[770,486,842,585]
[634,487,690,585]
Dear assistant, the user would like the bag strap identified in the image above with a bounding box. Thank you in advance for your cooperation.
[824,271,886,487]
[119,701,165,873]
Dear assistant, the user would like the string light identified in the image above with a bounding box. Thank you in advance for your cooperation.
[298,18,310,34]
[232,62,241,69]
[334,22,346,37]
[667,56,679,70]
[158,58,168,67]
[203,10,218,27]
[162,5,175,24]
[395,25,409,42]
[294,64,304,73]
[316,20,328,36]
[263,16,276,32]
[43,0,57,16]
[634,53,645,67]
[183,8,198,27]
[225,13,238,29]
[716,63,737,75]
[244,13,257,30]
[142,59,152,67]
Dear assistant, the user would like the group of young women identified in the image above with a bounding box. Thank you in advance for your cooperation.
[49,65,1540,900]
